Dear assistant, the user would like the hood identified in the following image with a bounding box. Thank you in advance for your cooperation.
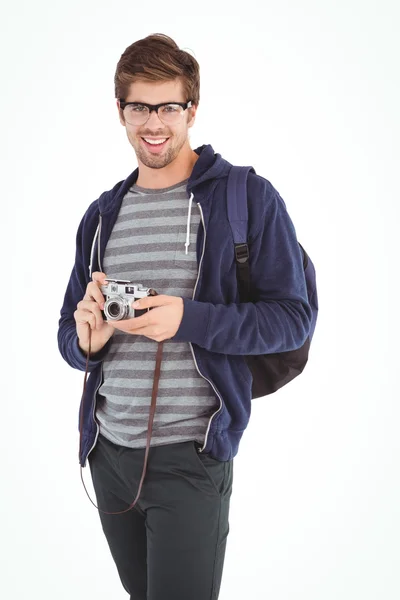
[186,143,231,192]
[91,144,232,272]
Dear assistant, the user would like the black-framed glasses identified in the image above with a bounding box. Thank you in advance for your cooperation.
[119,100,193,126]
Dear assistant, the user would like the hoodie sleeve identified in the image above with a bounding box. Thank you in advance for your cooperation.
[57,204,112,371]
[171,188,313,355]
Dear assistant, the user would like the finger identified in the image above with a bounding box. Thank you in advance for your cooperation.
[132,295,166,309]
[77,307,101,331]
[107,312,148,331]
[78,300,104,329]
[90,272,108,295]
[108,321,150,337]
[84,281,106,308]
[91,271,108,283]
[88,313,96,330]
[75,309,96,330]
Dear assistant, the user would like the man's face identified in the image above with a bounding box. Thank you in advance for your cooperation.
[118,78,197,170]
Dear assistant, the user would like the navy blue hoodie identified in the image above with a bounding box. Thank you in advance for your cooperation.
[57,144,312,466]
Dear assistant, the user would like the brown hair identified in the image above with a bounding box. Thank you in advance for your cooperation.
[114,33,200,109]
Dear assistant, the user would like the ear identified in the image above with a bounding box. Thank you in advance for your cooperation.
[117,99,126,126]
[188,103,198,128]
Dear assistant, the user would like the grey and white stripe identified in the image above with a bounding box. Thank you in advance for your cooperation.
[96,178,219,448]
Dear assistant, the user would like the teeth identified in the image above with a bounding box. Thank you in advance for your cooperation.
[143,138,167,145]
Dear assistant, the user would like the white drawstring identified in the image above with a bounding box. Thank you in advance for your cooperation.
[185,193,194,255]
[89,222,100,278]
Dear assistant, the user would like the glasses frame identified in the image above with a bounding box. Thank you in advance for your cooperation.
[118,99,193,125]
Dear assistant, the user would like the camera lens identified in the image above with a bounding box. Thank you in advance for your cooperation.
[104,296,129,321]
[108,302,121,318]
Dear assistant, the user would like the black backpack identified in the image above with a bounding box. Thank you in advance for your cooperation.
[226,166,319,399]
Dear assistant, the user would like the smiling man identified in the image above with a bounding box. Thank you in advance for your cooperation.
[57,32,313,600]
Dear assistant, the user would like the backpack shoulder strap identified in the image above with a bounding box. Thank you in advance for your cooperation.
[226,166,254,302]
[227,166,319,346]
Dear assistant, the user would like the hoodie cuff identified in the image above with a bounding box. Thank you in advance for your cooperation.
[170,297,211,345]
[73,334,111,369]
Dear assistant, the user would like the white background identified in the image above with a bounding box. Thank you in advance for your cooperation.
[1,1,399,598]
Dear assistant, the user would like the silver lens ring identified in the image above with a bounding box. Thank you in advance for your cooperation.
[104,296,129,321]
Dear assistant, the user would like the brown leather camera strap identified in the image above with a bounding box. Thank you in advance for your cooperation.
[79,329,164,515]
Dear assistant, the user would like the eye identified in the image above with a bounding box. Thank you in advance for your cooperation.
[123,104,147,113]
[162,104,179,113]
[132,104,147,113]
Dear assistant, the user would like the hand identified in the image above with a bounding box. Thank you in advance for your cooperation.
[74,271,115,354]
[106,294,184,342]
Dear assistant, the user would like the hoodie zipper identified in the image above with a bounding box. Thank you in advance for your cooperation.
[83,214,103,467]
[190,202,223,454]
[83,364,103,467]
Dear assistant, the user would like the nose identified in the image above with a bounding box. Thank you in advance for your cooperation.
[145,108,165,128]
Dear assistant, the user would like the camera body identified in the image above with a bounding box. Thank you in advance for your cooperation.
[100,279,157,321]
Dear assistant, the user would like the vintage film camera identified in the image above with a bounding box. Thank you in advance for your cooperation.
[100,279,157,321]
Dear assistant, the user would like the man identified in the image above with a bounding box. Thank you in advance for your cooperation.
[57,33,312,600]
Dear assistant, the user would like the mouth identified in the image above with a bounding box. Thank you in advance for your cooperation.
[141,137,170,153]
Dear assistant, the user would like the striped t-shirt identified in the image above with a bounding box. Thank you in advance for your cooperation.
[95,177,220,448]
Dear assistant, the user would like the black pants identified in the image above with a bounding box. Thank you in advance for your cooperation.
[88,432,234,600]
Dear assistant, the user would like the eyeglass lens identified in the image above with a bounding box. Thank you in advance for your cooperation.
[123,104,185,125]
